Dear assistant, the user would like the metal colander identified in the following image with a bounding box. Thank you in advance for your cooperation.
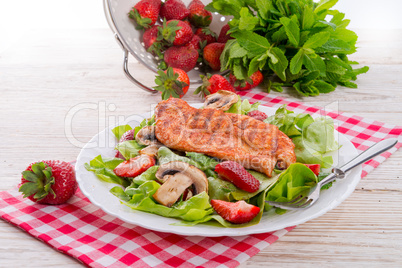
[103,0,231,93]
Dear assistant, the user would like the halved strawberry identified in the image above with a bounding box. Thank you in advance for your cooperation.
[211,200,260,224]
[215,161,260,193]
[247,110,268,121]
[303,164,320,176]
[114,154,156,178]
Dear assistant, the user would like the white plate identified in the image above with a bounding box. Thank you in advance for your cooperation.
[75,105,361,237]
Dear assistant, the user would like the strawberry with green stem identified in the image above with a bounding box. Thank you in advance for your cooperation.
[195,27,217,45]
[194,74,235,97]
[19,160,77,205]
[154,67,190,100]
[229,70,264,91]
[159,19,194,46]
[188,0,212,27]
[129,0,161,30]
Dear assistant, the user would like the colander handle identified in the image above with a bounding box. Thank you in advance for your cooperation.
[122,49,158,93]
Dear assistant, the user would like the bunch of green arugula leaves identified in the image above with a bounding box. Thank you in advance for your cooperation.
[206,0,369,96]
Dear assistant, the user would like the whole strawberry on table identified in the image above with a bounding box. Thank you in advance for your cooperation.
[19,160,77,205]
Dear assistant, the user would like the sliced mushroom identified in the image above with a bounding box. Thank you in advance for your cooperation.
[155,161,208,192]
[203,90,238,111]
[139,143,163,158]
[153,161,209,207]
[136,125,158,146]
[153,173,193,207]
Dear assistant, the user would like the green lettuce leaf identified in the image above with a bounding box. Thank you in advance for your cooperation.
[84,155,129,187]
[111,181,213,222]
[265,105,338,168]
[207,170,279,201]
[226,97,261,115]
[157,147,203,169]
[129,165,160,188]
[115,140,145,160]
[177,178,275,228]
[111,124,132,140]
[266,163,317,214]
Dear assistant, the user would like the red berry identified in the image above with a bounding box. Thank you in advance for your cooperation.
[143,25,161,50]
[215,161,260,193]
[115,129,136,159]
[119,129,135,143]
[129,0,161,30]
[211,200,260,224]
[114,154,156,178]
[217,24,233,43]
[195,28,217,45]
[162,20,194,46]
[154,67,190,99]
[188,0,212,27]
[247,110,268,121]
[203,42,225,71]
[229,70,264,91]
[303,164,321,176]
[19,160,77,205]
[160,0,190,21]
[164,46,198,72]
[195,74,236,97]
[185,34,202,50]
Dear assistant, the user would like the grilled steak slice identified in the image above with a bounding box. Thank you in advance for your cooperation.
[154,98,296,177]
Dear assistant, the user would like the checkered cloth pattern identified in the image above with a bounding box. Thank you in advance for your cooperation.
[1,92,401,268]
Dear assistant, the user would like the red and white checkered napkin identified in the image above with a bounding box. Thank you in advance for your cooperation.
[0,188,293,268]
[1,92,401,268]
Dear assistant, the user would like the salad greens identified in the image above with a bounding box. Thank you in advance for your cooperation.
[85,102,339,228]
[206,0,369,96]
[84,155,128,187]
[226,97,261,114]
[266,163,317,214]
[265,105,339,168]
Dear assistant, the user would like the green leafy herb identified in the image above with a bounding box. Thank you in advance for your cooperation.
[208,0,369,96]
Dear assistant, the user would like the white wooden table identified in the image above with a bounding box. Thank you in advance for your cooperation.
[0,27,401,267]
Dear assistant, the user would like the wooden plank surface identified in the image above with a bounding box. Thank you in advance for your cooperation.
[0,28,401,267]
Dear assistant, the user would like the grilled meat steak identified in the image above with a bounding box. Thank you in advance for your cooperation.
[154,98,296,177]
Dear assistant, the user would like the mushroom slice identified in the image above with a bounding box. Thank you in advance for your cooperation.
[155,161,208,193]
[139,143,162,158]
[203,90,238,111]
[153,173,193,207]
[136,125,158,146]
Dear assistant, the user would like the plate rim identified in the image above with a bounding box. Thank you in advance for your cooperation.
[75,104,362,237]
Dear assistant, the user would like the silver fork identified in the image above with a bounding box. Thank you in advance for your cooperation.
[266,138,398,210]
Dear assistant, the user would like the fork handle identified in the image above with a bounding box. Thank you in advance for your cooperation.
[340,138,398,173]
